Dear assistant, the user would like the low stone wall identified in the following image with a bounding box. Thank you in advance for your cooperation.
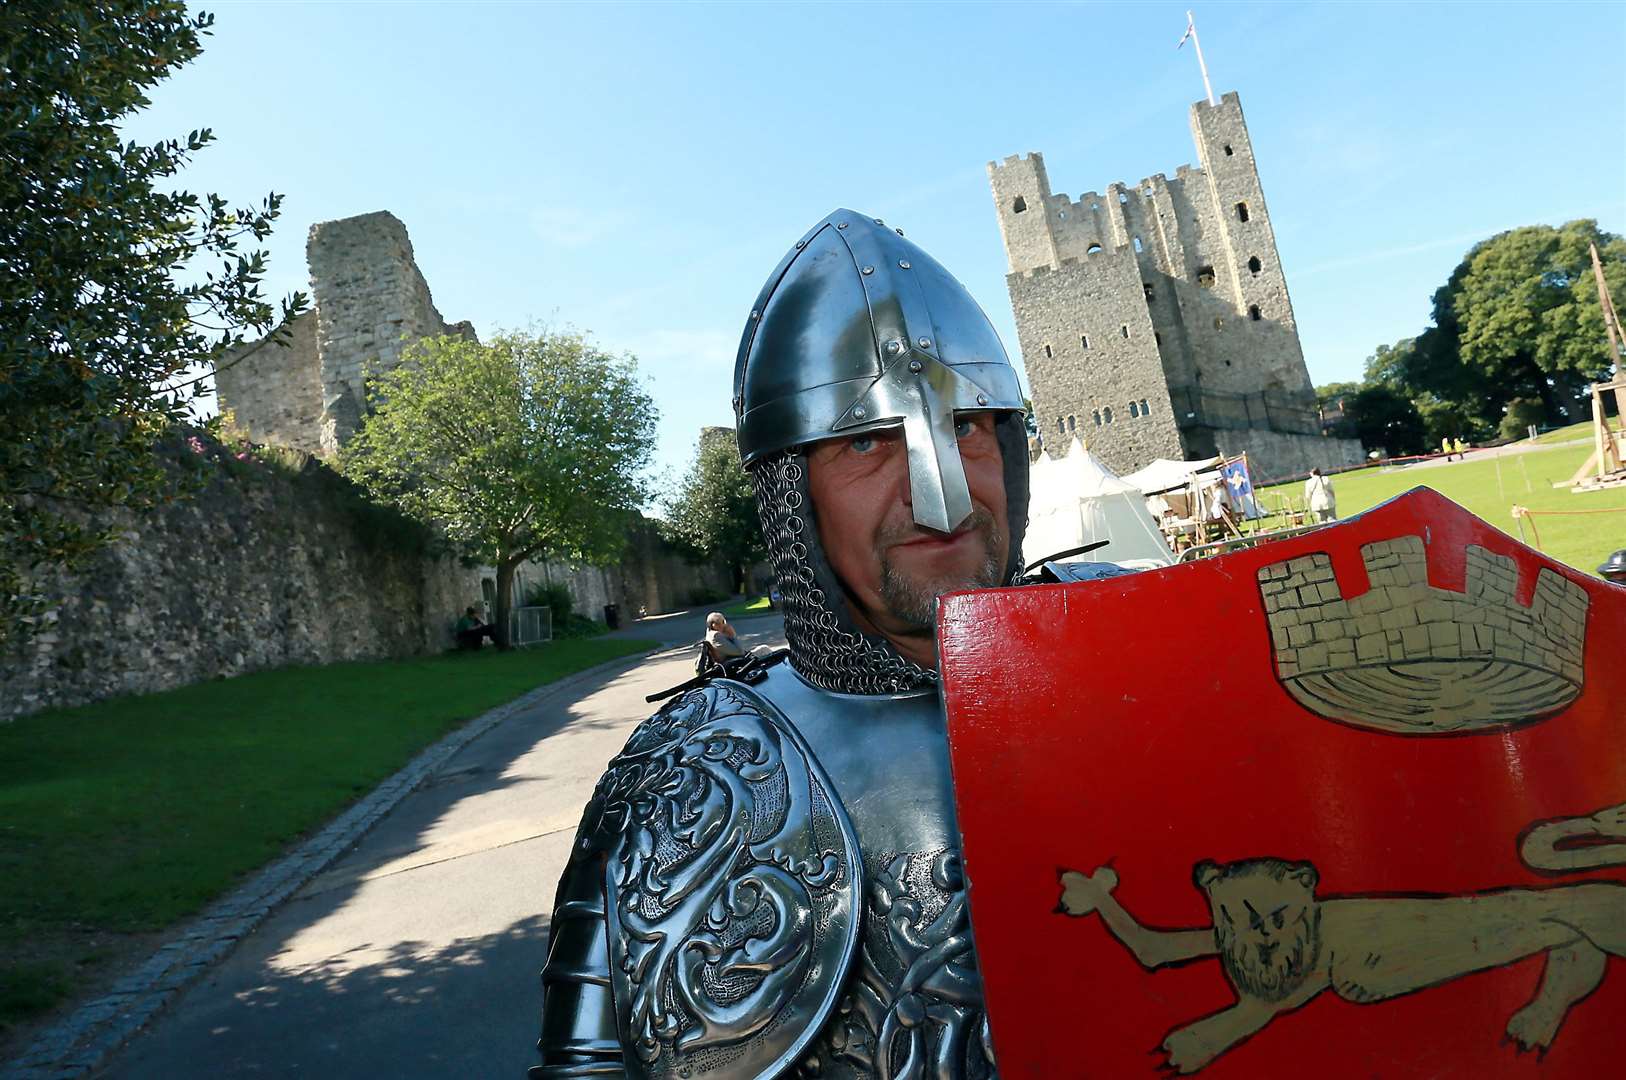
[1,446,728,721]
[1213,427,1364,483]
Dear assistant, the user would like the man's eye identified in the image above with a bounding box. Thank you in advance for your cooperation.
[955,418,975,439]
[850,434,877,454]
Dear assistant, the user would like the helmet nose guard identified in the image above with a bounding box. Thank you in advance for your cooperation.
[733,210,1025,533]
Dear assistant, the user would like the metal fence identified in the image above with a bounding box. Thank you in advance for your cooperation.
[510,605,553,646]
[1166,385,1320,436]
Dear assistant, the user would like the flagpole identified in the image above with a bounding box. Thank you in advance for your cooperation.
[1186,11,1216,106]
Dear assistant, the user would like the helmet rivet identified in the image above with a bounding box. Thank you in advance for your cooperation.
[795,240,805,249]
[895,227,905,236]
[861,265,874,275]
[750,310,760,320]
[885,340,902,355]
[898,259,911,269]
[918,337,932,349]
[837,221,848,229]
[853,405,867,420]
[977,393,989,406]
[908,359,923,374]
[874,218,884,225]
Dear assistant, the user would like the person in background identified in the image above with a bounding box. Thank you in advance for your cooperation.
[703,610,746,661]
[1599,550,1626,585]
[1305,467,1337,523]
[454,605,495,650]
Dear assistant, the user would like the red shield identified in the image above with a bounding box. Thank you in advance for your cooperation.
[940,489,1626,1078]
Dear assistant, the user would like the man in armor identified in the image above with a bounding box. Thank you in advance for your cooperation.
[533,210,1030,1079]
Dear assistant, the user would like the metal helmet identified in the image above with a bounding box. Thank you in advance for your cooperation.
[734,210,1025,534]
[734,210,1031,694]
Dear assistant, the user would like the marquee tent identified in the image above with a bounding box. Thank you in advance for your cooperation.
[1025,440,1175,567]
[1120,456,1223,495]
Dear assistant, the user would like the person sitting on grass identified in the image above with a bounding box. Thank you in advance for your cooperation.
[454,606,496,650]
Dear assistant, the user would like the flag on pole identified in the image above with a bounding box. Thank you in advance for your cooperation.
[1177,17,1194,49]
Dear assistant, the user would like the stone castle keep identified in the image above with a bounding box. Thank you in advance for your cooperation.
[215,211,475,455]
[989,91,1362,479]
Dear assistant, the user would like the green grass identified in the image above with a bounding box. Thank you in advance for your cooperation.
[1528,420,1596,446]
[1257,444,1626,575]
[0,637,652,1030]
[721,595,772,617]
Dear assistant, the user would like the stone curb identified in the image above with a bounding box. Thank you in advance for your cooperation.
[3,645,660,1080]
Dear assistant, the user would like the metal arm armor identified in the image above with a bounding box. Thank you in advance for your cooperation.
[534,682,862,1080]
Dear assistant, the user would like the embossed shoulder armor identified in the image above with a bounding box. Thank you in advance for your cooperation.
[534,681,862,1079]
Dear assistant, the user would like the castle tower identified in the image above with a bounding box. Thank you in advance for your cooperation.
[989,92,1360,479]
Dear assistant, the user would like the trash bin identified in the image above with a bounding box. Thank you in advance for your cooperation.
[603,603,620,630]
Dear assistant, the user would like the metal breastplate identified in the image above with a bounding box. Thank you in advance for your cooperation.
[534,664,992,1080]
[756,670,994,1080]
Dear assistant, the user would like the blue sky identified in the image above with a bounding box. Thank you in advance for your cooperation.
[129,1,1626,483]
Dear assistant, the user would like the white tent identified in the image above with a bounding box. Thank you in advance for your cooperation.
[1120,456,1223,495]
[1025,440,1175,567]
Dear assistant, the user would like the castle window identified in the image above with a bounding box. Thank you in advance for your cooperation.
[1058,210,1067,219]
[1133,236,1143,253]
[1087,243,1102,256]
[1140,398,1150,414]
[1248,255,1262,275]
[1103,406,1114,424]
[1235,202,1250,223]
[1012,196,1027,213]
[1214,317,1224,330]
[1120,324,1129,339]
[1223,143,1234,156]
[1081,334,1090,349]
[1142,282,1154,301]
[1043,343,1053,358]
[1090,202,1100,212]
[1093,410,1102,426]
[1129,400,1140,418]
[1196,266,1216,288]
[1249,304,1263,321]
[1154,331,1163,347]
[1118,192,1129,204]
[1067,414,1076,432]
[1057,417,1065,435]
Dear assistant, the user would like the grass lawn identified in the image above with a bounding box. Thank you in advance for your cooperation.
[0,637,652,1036]
[721,595,772,618]
[1529,419,1596,446]
[1257,443,1626,576]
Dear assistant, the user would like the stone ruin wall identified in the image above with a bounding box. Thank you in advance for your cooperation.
[1,443,733,721]
[215,210,475,456]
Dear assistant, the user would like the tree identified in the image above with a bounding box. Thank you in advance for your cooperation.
[1347,385,1428,456]
[341,331,657,647]
[0,2,305,647]
[1382,223,1625,432]
[662,427,764,593]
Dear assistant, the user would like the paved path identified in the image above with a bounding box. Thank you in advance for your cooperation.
[97,616,785,1078]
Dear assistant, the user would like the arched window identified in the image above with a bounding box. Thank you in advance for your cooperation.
[1223,143,1234,156]
[1120,324,1130,339]
[1092,410,1102,426]
[1143,282,1154,301]
[1214,317,1224,330]
[1133,235,1144,253]
[1235,201,1250,223]
[1140,398,1150,415]
[1249,304,1262,321]
[1012,195,1027,213]
[1248,255,1262,275]
[1118,191,1129,204]
[1103,406,1114,424]
[1080,334,1090,349]
[1057,417,1064,435]
[1043,344,1053,358]
[1129,400,1140,418]
[1067,414,1076,433]
[1086,243,1103,256]
[1196,266,1216,288]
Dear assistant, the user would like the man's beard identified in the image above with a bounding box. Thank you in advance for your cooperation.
[876,508,1005,632]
